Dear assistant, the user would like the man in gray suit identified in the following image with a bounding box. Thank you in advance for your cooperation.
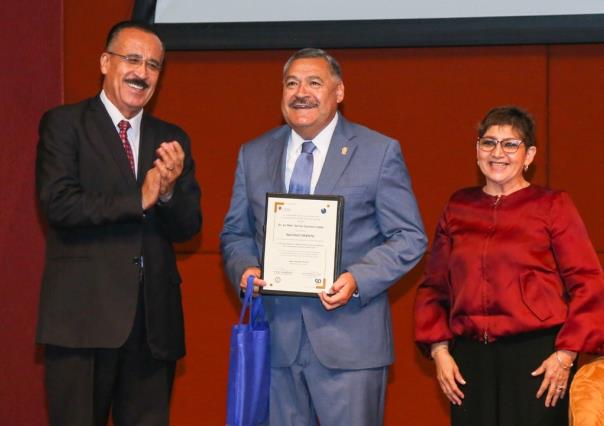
[221,48,426,425]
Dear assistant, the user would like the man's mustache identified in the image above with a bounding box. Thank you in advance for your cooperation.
[124,78,149,89]
[289,96,319,108]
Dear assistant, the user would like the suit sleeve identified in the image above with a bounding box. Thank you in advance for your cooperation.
[413,206,455,355]
[220,147,261,291]
[155,130,202,242]
[36,109,142,228]
[345,140,427,305]
[551,192,604,354]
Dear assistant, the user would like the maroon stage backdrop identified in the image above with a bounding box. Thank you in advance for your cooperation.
[0,0,62,424]
[1,1,603,424]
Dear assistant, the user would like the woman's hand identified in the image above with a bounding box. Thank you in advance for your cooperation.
[532,350,576,407]
[432,343,466,405]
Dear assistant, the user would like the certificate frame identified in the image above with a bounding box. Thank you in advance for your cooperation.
[261,193,344,297]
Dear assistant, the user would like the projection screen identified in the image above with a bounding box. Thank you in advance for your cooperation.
[132,0,604,50]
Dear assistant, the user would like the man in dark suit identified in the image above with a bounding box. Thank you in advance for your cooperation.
[221,48,426,425]
[35,21,201,426]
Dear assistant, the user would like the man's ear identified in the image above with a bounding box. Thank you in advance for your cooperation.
[100,52,109,76]
[336,82,345,104]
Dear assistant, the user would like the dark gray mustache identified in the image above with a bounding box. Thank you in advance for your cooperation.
[289,96,318,108]
[125,78,149,89]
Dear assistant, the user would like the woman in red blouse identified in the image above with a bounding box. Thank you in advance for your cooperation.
[414,106,604,426]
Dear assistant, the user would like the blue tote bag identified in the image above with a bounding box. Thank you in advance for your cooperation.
[226,276,270,426]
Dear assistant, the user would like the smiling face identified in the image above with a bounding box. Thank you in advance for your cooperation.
[100,28,163,118]
[477,125,537,194]
[281,57,344,140]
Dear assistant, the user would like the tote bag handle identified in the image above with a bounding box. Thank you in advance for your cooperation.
[238,275,266,328]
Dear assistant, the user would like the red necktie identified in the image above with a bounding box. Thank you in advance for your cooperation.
[118,120,135,175]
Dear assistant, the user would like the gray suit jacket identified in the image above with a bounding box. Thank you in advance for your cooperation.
[221,115,426,369]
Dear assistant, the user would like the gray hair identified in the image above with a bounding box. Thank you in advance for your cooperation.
[283,48,342,81]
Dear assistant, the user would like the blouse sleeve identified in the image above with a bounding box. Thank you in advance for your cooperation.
[551,192,604,354]
[414,205,455,355]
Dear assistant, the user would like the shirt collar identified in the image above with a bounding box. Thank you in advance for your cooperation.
[290,112,339,154]
[99,90,143,132]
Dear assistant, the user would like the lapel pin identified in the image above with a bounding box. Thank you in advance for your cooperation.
[341,146,348,155]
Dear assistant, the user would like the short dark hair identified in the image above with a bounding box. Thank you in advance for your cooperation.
[478,106,536,148]
[105,21,164,52]
[283,48,342,81]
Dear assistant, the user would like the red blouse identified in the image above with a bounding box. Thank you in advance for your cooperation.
[414,185,604,354]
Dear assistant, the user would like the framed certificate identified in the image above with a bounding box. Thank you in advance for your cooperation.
[261,193,344,296]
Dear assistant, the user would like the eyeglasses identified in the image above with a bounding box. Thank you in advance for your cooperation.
[105,51,162,72]
[477,137,524,154]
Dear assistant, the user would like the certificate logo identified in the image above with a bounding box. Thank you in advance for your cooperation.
[274,202,285,213]
[315,278,326,289]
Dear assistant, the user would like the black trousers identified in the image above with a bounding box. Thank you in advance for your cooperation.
[44,284,176,426]
[450,328,574,426]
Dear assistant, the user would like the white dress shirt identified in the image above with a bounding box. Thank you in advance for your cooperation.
[284,113,339,194]
[100,90,143,177]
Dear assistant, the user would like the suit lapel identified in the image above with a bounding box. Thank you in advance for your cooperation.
[137,114,157,186]
[267,126,289,193]
[87,96,137,185]
[314,115,357,195]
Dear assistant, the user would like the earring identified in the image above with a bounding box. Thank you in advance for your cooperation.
[523,164,529,172]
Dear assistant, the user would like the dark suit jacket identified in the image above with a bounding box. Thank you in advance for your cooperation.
[35,96,201,360]
[221,115,427,369]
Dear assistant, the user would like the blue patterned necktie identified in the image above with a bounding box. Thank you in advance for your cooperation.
[288,141,316,195]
